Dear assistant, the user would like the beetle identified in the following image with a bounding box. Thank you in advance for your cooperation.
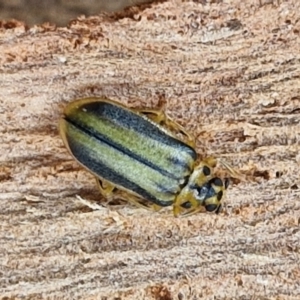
[59,97,232,217]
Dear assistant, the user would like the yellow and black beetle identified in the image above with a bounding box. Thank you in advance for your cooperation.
[59,97,231,217]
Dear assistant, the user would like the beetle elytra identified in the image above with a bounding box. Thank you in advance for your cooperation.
[59,97,231,217]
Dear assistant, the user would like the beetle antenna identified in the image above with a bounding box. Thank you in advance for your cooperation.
[219,159,247,182]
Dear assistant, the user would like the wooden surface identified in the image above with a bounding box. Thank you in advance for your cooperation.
[1,0,300,299]
[0,0,154,26]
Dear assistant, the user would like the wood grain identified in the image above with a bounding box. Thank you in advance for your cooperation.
[1,0,300,299]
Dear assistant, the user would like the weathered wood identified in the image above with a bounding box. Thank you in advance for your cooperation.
[1,0,300,298]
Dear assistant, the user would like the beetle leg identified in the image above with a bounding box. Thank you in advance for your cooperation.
[173,193,200,217]
[200,156,218,168]
[135,108,195,148]
[180,206,207,217]
[96,178,162,212]
[164,117,195,148]
[120,192,163,212]
[219,159,246,181]
[96,178,116,196]
[203,157,246,182]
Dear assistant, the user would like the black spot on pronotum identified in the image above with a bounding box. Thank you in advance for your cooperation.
[211,177,223,187]
[203,165,211,176]
[217,191,223,201]
[205,204,218,212]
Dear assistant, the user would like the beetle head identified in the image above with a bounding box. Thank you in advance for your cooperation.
[181,176,229,213]
[196,177,230,213]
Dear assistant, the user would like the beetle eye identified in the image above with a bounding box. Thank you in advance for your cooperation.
[205,204,218,212]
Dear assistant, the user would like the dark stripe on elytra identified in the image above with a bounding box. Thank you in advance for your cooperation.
[83,101,197,160]
[154,173,189,195]
[167,156,193,172]
[65,116,183,180]
[67,134,174,207]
